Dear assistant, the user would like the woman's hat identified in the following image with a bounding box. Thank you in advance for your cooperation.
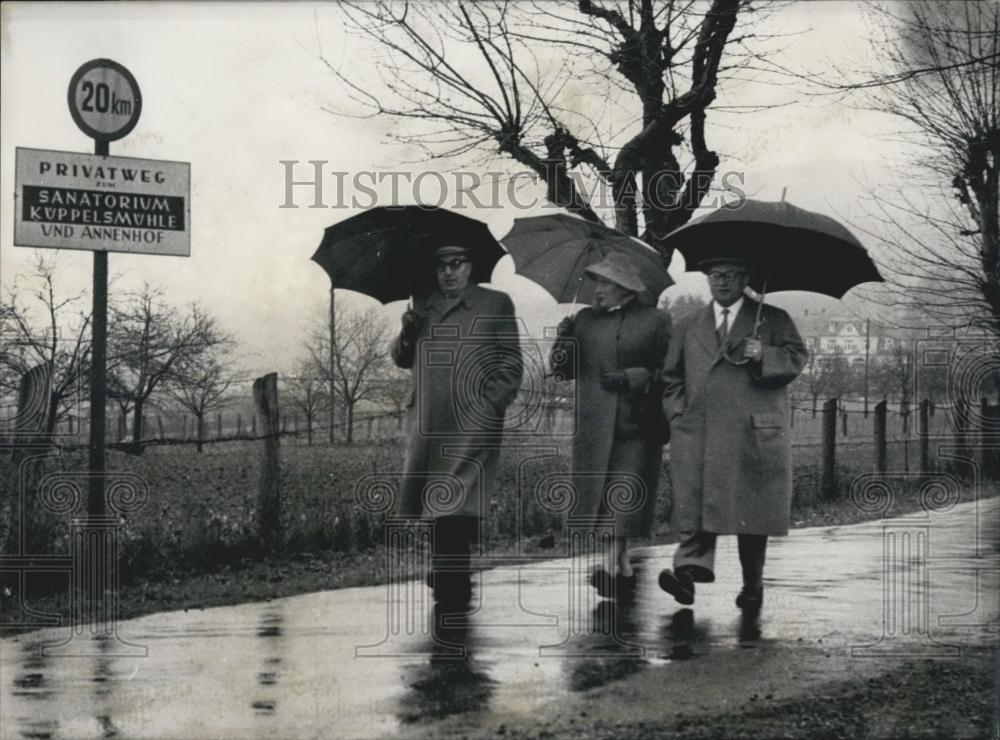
[584,251,646,293]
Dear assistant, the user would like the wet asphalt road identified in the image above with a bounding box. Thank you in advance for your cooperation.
[1,498,997,739]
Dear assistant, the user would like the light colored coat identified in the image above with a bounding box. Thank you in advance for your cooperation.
[551,300,672,537]
[662,300,807,535]
[392,284,522,519]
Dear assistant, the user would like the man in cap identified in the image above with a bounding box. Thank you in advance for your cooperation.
[658,255,807,612]
[392,245,522,611]
[550,251,671,600]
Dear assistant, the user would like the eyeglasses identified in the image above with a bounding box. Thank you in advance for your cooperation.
[435,258,470,271]
[707,270,747,283]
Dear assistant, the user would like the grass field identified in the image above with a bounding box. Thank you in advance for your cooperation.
[1,428,981,580]
[1,433,994,633]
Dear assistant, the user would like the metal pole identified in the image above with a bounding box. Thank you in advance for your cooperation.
[863,319,870,418]
[875,400,888,473]
[329,287,336,444]
[919,399,930,473]
[822,398,837,498]
[88,139,109,517]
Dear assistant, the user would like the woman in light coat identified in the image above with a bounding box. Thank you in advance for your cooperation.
[550,252,671,599]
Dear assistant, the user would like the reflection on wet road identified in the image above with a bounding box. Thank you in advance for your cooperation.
[1,499,997,738]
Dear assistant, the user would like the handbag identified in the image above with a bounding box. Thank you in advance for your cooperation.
[638,376,671,444]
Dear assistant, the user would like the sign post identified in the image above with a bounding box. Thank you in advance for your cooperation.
[14,57,193,514]
[14,60,190,520]
[10,58,188,650]
[68,59,142,518]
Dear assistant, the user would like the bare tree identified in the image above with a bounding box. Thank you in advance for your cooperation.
[286,364,328,445]
[326,0,788,261]
[823,347,858,402]
[373,364,411,432]
[800,350,828,417]
[166,338,241,453]
[836,2,999,347]
[873,343,915,431]
[0,255,91,435]
[661,292,708,322]
[307,299,392,444]
[107,285,230,452]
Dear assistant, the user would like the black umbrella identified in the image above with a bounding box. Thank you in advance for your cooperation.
[311,205,507,303]
[663,199,883,298]
[500,213,673,306]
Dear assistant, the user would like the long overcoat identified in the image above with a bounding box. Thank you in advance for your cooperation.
[392,284,522,520]
[662,300,807,535]
[551,300,672,537]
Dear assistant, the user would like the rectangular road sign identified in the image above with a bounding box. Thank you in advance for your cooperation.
[14,147,190,256]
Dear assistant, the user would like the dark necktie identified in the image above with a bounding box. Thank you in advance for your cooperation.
[717,308,730,346]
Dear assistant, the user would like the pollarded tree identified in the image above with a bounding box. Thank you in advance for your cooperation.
[327,0,789,262]
[836,2,999,348]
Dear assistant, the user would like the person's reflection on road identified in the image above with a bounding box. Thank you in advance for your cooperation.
[566,600,647,692]
[397,605,495,724]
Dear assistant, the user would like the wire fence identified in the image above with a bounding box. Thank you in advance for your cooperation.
[2,388,997,591]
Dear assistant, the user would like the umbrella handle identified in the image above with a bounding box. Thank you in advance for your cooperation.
[753,280,767,338]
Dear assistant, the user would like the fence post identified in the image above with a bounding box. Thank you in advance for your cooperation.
[822,398,837,498]
[841,408,848,437]
[251,414,257,438]
[981,398,996,481]
[874,400,887,474]
[157,415,165,441]
[253,373,282,550]
[117,414,126,442]
[992,403,1000,481]
[919,399,930,473]
[216,413,222,439]
[953,395,968,471]
[236,413,243,438]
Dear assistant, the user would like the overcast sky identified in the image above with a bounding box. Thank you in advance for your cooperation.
[1,2,904,375]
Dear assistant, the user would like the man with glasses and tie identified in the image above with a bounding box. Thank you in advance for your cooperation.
[657,255,807,613]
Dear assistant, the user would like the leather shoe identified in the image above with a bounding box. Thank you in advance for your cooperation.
[589,567,614,598]
[678,564,715,584]
[735,585,763,611]
[658,568,694,605]
[615,573,637,603]
[589,568,637,601]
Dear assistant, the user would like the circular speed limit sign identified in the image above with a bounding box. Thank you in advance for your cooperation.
[67,59,142,142]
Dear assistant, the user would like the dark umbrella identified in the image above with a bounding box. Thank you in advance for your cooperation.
[500,213,673,306]
[663,199,883,298]
[311,205,507,303]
